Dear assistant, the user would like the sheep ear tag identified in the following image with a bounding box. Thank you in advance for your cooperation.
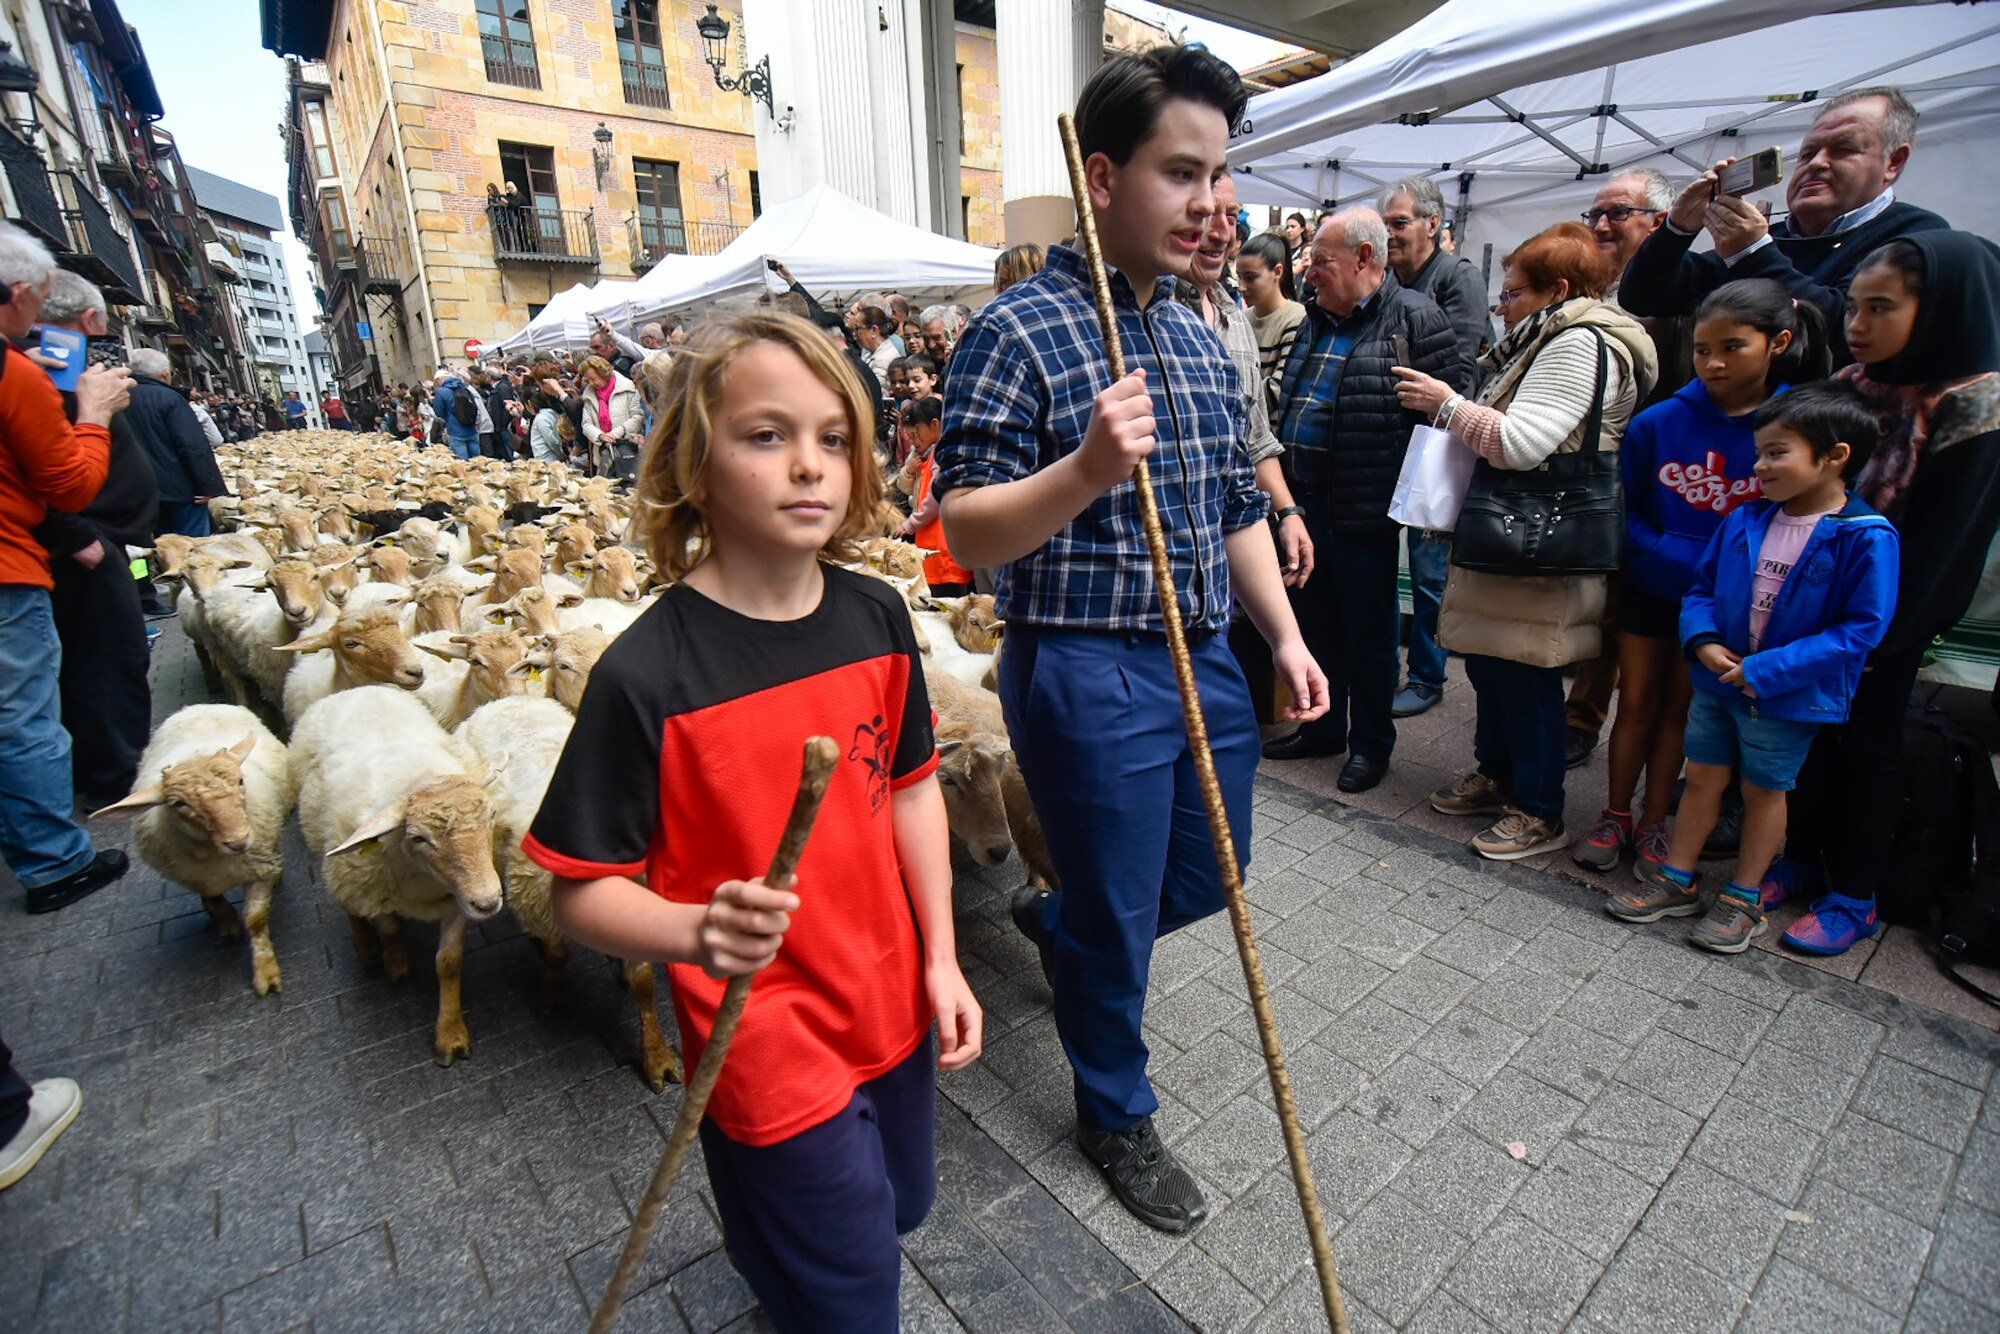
[527,668,544,684]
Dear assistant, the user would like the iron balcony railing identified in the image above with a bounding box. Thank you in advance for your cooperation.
[620,57,671,109]
[627,214,744,270]
[0,125,68,252]
[54,171,145,304]
[481,35,541,90]
[490,203,599,265]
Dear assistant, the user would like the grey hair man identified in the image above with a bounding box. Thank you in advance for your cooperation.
[32,270,162,817]
[0,223,137,924]
[1621,86,1944,360]
[124,346,227,540]
[918,303,964,369]
[1264,207,1469,787]
[1375,177,1494,720]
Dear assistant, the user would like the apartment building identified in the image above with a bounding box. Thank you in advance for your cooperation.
[187,165,320,416]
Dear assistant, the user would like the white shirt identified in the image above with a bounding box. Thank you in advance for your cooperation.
[1678,188,1900,266]
[866,339,898,381]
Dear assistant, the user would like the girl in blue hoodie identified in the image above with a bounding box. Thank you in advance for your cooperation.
[1576,280,1828,876]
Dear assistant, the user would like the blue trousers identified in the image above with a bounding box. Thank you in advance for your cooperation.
[156,501,211,539]
[1000,628,1259,1132]
[0,587,94,889]
[1404,529,1450,692]
[698,1038,934,1333]
[1465,654,1569,822]
[1290,525,1401,760]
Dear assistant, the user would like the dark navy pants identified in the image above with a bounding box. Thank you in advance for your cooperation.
[698,1037,934,1333]
[1000,627,1259,1132]
[1466,654,1569,822]
[1290,525,1401,760]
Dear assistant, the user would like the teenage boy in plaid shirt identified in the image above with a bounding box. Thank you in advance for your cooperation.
[937,45,1329,1233]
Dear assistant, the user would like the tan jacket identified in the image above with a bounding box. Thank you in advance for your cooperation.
[1439,300,1659,668]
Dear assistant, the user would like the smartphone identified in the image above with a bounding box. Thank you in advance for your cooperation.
[1718,148,1783,197]
[38,325,85,392]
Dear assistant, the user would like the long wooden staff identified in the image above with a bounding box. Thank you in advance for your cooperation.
[589,736,842,1334]
[1059,113,1348,1333]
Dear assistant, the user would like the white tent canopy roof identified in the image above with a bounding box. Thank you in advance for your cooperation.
[1229,0,2000,270]
[496,185,1002,347]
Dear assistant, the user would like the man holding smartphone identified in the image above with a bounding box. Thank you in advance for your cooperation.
[1620,86,1945,361]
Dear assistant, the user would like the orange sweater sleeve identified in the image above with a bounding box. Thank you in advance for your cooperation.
[0,348,109,512]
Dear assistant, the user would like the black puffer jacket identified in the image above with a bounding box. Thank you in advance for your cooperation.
[1273,274,1468,534]
[125,375,226,504]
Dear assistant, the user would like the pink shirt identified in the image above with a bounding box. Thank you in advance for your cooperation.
[1749,505,1839,650]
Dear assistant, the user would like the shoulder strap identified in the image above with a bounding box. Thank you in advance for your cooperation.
[1576,326,1609,459]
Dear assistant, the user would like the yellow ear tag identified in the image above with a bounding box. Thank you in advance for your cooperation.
[528,668,544,684]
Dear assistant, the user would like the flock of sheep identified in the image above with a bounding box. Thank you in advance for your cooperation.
[102,430,1050,1089]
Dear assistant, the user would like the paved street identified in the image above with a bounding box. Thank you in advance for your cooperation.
[3,619,1999,1331]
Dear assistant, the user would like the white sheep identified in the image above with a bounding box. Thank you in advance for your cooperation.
[277,608,428,729]
[291,686,502,1065]
[94,706,294,995]
[414,629,536,729]
[456,698,683,1090]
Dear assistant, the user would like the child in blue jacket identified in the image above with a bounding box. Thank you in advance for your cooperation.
[1579,280,1826,877]
[1608,383,1898,953]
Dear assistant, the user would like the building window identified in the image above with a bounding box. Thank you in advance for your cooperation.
[476,0,541,89]
[320,189,353,265]
[957,63,967,143]
[749,170,762,219]
[614,2,670,109]
[304,101,337,178]
[632,158,684,259]
[497,141,561,249]
[526,301,546,321]
[962,194,972,239]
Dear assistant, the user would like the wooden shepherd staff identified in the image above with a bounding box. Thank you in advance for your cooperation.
[1059,111,1350,1333]
[589,735,842,1334]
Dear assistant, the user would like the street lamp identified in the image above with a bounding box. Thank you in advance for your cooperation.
[695,4,776,119]
[592,121,614,188]
[0,41,39,94]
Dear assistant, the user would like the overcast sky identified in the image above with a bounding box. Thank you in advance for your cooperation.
[116,1,1291,342]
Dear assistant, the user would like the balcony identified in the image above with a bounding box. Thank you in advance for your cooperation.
[54,172,145,303]
[356,237,401,295]
[481,36,541,91]
[627,214,744,272]
[0,125,68,251]
[620,57,671,110]
[489,204,598,266]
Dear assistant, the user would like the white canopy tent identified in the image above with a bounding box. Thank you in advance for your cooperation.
[494,185,1002,348]
[1229,0,2000,276]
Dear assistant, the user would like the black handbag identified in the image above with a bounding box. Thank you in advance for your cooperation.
[1450,327,1622,577]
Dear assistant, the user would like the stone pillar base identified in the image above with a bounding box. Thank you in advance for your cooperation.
[1004,195,1079,249]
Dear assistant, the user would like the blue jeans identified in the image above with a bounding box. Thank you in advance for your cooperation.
[1404,529,1450,692]
[0,587,94,889]
[447,432,479,461]
[1465,653,1569,823]
[1000,628,1258,1132]
[156,501,211,538]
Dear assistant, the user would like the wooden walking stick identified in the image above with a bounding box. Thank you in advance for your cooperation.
[589,736,842,1334]
[1059,113,1349,1333]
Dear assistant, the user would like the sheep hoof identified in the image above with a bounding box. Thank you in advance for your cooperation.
[644,1050,684,1092]
[435,1024,471,1066]
[382,951,411,983]
[252,961,282,996]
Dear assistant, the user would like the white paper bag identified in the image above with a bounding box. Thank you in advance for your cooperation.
[1388,424,1476,532]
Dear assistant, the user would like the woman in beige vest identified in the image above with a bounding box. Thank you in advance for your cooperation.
[1392,223,1658,861]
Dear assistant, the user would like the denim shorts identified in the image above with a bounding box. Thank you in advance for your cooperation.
[1681,688,1820,792]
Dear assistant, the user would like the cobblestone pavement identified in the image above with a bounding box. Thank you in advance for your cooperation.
[2,619,1998,1331]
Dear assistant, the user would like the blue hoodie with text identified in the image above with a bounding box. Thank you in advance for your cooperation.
[1621,378,1777,603]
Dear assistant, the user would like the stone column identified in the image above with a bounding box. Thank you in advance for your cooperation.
[996,0,1104,245]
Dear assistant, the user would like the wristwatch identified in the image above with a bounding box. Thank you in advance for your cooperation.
[1272,505,1306,523]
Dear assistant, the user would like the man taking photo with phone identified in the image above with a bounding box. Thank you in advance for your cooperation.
[1620,86,1944,361]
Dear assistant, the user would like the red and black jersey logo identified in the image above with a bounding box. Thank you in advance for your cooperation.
[849,714,892,812]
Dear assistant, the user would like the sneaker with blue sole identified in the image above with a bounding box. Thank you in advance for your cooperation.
[1782,892,1879,956]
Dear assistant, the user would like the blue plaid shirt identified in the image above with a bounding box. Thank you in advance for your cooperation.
[936,245,1268,633]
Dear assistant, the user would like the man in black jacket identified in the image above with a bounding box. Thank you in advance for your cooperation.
[28,272,156,808]
[1620,86,1944,361]
[126,348,226,538]
[1378,177,1493,722]
[1265,209,1469,790]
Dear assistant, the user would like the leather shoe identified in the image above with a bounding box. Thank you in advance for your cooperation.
[26,849,128,915]
[1564,729,1598,769]
[1261,730,1344,762]
[1010,884,1055,985]
[1337,753,1388,793]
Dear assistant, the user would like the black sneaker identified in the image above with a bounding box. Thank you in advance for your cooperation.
[1078,1117,1208,1233]
[26,849,128,914]
[1010,884,1054,985]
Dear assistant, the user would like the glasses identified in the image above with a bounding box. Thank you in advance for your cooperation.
[1381,214,1420,231]
[1581,205,1663,226]
[1494,287,1531,307]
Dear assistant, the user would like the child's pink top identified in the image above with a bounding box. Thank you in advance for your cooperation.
[1750,504,1840,649]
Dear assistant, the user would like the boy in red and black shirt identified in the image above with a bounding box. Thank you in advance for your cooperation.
[524,310,979,1330]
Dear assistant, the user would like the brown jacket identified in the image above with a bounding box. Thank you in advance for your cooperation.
[1439,300,1659,668]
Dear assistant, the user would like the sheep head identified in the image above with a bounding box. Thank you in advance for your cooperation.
[568,547,641,603]
[275,506,320,553]
[152,534,198,577]
[934,734,1014,867]
[505,525,549,559]
[411,576,467,635]
[944,594,1005,654]
[482,548,545,603]
[419,630,532,703]
[275,610,424,690]
[551,522,597,569]
[260,559,325,627]
[327,774,503,920]
[177,552,254,603]
[361,545,413,586]
[483,585,567,636]
[461,505,502,551]
[93,736,258,853]
[862,537,928,582]
[513,627,611,713]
